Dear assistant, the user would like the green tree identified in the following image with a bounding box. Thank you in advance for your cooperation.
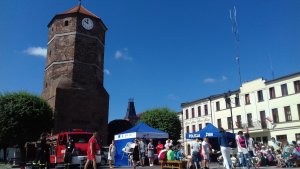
[0,91,53,160]
[140,107,181,141]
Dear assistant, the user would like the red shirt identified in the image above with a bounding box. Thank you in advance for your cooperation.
[156,143,164,154]
[87,136,97,160]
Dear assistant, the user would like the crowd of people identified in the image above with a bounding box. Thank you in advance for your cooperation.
[219,128,300,168]
[129,138,185,169]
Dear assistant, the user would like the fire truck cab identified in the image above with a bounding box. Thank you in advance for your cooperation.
[47,129,102,167]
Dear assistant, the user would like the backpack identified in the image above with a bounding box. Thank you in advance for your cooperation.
[160,151,167,160]
[238,136,247,148]
[175,151,182,160]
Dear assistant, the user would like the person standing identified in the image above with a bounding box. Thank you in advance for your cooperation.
[139,139,146,166]
[84,132,99,169]
[218,127,232,169]
[108,140,116,168]
[132,139,140,169]
[201,137,211,169]
[165,139,173,150]
[236,131,248,167]
[147,139,155,166]
[245,133,254,157]
[156,140,164,155]
[191,137,201,169]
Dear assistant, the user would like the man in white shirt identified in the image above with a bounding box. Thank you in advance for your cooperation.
[201,137,211,169]
[139,139,146,166]
[191,138,201,169]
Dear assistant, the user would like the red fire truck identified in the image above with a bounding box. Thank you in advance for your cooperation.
[47,129,102,168]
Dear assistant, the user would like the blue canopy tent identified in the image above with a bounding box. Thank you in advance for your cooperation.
[114,122,169,166]
[186,123,236,149]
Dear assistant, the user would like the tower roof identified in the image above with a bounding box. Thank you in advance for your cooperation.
[62,4,99,19]
[48,4,107,29]
[124,99,137,119]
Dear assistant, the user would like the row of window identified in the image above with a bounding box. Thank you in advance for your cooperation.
[186,123,211,133]
[216,104,300,130]
[185,105,208,119]
[185,80,300,119]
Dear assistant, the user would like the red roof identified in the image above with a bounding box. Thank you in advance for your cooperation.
[62,5,99,19]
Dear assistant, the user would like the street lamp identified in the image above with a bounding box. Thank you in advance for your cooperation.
[224,91,234,133]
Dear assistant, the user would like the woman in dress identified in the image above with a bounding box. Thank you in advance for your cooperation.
[132,139,140,169]
[108,140,116,168]
[147,139,155,166]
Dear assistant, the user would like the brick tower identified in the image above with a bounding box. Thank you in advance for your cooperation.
[42,5,109,143]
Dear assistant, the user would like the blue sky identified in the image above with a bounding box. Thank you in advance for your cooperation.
[0,0,300,121]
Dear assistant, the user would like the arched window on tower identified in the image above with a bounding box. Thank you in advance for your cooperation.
[64,20,69,26]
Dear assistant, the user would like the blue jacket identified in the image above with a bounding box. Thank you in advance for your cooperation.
[218,132,229,147]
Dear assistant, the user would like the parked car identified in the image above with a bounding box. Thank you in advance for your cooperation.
[100,146,109,165]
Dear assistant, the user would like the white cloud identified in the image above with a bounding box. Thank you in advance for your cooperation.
[114,48,133,61]
[24,47,47,58]
[203,75,228,84]
[167,94,179,100]
[104,69,111,75]
[204,78,216,83]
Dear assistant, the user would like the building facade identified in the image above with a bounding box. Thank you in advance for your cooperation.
[181,72,300,155]
[42,5,109,142]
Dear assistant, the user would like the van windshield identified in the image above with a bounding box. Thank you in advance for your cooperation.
[68,134,92,143]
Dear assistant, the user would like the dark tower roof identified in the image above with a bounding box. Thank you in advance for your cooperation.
[124,98,137,119]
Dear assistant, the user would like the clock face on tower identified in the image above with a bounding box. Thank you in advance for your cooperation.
[82,18,93,30]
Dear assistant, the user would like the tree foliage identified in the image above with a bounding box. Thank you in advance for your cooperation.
[107,119,132,143]
[0,91,53,147]
[140,107,181,141]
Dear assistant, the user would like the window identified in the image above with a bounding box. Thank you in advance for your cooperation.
[281,84,288,96]
[64,20,69,26]
[235,96,240,107]
[216,101,220,111]
[204,105,208,115]
[262,137,268,144]
[260,111,267,129]
[245,94,250,105]
[269,87,276,99]
[227,117,232,129]
[192,125,195,132]
[257,90,264,102]
[298,104,300,120]
[295,80,300,93]
[226,98,231,109]
[236,115,242,128]
[284,106,292,121]
[192,108,195,118]
[217,119,222,129]
[256,137,261,142]
[199,124,202,130]
[198,106,201,117]
[276,135,287,145]
[185,109,189,119]
[186,126,190,133]
[272,108,279,123]
[187,144,191,155]
[296,133,300,142]
[247,113,253,127]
